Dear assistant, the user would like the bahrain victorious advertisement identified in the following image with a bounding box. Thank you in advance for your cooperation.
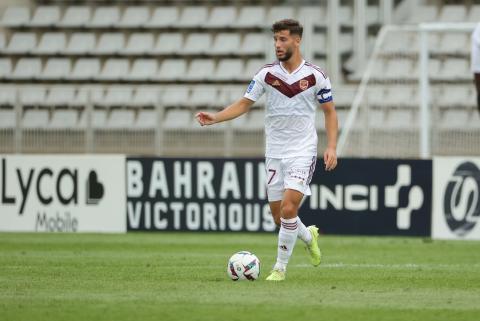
[0,155,126,233]
[127,158,432,235]
[127,158,276,232]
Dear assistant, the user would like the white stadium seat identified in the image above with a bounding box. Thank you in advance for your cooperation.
[128,59,158,81]
[438,5,467,22]
[95,33,125,55]
[267,7,297,24]
[211,33,241,55]
[135,110,157,129]
[298,7,325,27]
[45,86,76,106]
[367,109,386,128]
[161,85,190,107]
[75,86,104,106]
[124,33,155,55]
[153,33,183,54]
[58,6,91,27]
[437,33,469,55]
[468,6,480,22]
[0,85,17,107]
[34,33,67,54]
[218,86,245,105]
[183,33,212,55]
[65,33,96,54]
[312,33,327,56]
[145,7,179,28]
[0,33,4,51]
[22,109,49,128]
[190,86,219,107]
[240,34,267,55]
[91,109,108,128]
[67,58,101,80]
[154,59,187,81]
[243,59,267,80]
[235,6,266,28]
[185,59,215,81]
[386,109,416,129]
[381,32,418,54]
[0,109,16,128]
[1,7,30,27]
[118,7,150,27]
[30,6,60,27]
[41,58,71,80]
[99,86,134,107]
[244,109,265,130]
[163,109,192,129]
[439,59,470,81]
[19,86,47,106]
[215,59,245,81]
[11,58,42,80]
[5,33,36,54]
[206,7,237,28]
[50,109,79,129]
[407,6,438,23]
[90,7,120,28]
[177,7,208,28]
[0,59,12,79]
[440,109,470,130]
[107,109,135,129]
[98,59,130,81]
[131,87,160,107]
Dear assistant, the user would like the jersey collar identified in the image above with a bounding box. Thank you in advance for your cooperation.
[279,59,305,75]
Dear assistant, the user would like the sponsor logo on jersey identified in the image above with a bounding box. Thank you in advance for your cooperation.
[246,80,255,93]
[272,80,281,87]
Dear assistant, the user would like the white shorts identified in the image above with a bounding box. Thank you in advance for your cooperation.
[265,156,317,202]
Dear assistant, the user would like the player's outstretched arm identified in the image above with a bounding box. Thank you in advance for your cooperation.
[321,101,338,171]
[196,97,254,126]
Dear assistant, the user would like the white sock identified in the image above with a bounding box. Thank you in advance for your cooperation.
[296,217,312,245]
[273,217,299,271]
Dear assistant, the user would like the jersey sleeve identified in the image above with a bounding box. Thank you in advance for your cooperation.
[316,75,333,104]
[244,71,266,102]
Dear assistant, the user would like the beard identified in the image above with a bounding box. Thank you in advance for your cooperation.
[277,48,293,61]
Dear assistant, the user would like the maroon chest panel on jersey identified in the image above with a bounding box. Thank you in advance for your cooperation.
[264,72,316,98]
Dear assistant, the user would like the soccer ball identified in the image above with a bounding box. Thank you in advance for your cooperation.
[227,251,260,281]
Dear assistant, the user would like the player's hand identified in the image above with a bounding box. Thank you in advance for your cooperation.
[323,147,337,171]
[195,111,217,126]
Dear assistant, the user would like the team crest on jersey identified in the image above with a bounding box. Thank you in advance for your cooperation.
[299,79,309,91]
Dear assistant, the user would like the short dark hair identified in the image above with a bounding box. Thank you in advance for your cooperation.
[271,19,303,38]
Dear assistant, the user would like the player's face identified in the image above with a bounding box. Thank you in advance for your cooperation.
[274,30,300,62]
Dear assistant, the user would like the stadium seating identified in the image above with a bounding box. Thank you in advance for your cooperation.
[0,1,477,157]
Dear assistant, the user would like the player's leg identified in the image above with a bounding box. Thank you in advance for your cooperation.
[282,156,321,267]
[266,188,304,281]
[269,201,281,226]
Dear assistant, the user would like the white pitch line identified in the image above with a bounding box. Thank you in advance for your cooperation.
[291,263,480,269]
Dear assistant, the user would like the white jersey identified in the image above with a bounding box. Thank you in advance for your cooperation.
[472,23,480,73]
[244,59,333,158]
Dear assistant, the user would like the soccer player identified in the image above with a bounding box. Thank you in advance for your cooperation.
[196,19,338,281]
[472,23,480,115]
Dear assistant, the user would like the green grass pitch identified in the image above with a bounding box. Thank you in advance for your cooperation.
[1,232,479,321]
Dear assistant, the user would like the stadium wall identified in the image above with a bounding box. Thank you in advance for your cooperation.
[1,155,479,240]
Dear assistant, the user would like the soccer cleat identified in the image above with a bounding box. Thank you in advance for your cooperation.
[305,225,321,266]
[265,269,286,281]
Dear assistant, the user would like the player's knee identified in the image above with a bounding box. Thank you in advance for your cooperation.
[273,216,281,226]
[280,202,298,218]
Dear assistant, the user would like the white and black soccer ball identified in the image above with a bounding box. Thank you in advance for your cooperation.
[227,251,260,281]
